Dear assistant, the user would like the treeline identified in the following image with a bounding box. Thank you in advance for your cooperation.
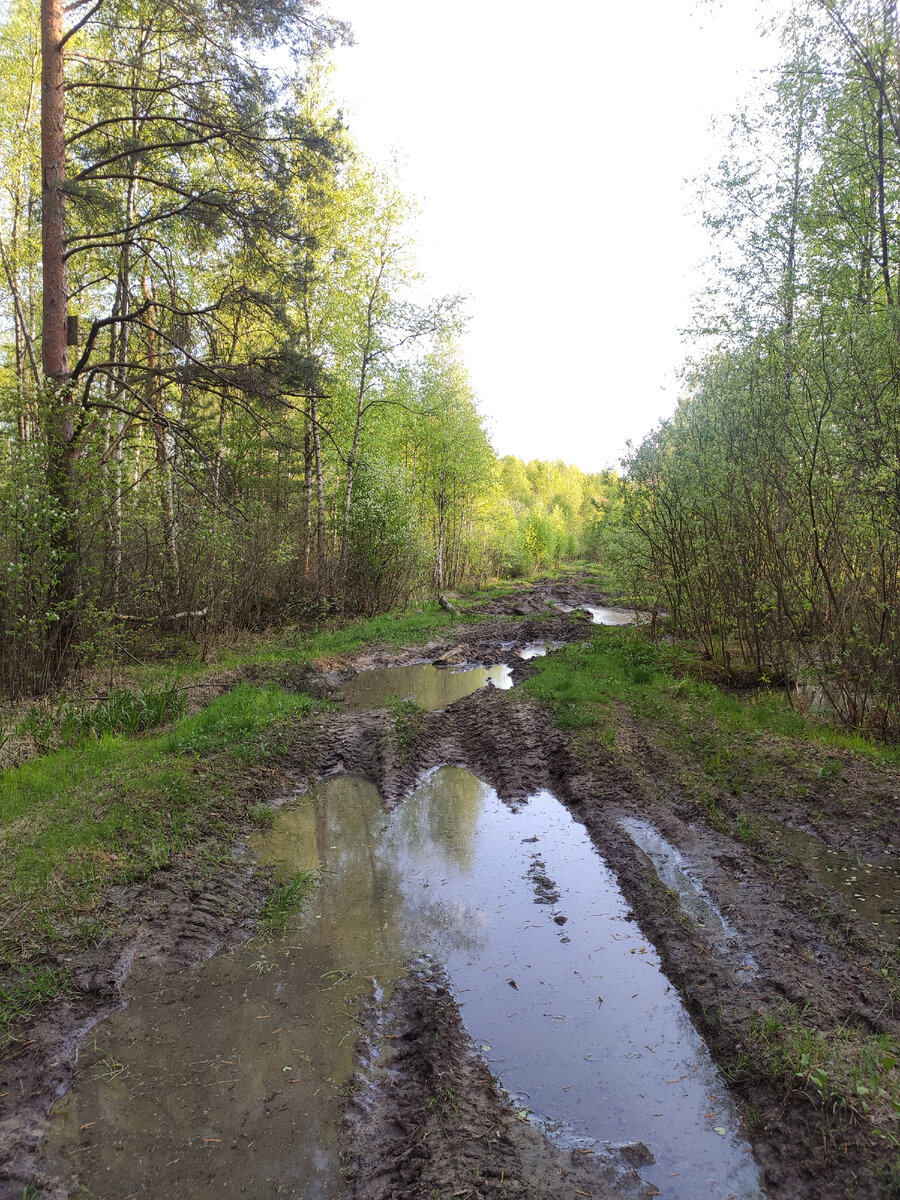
[621,0,900,733]
[496,457,617,576]
[0,0,610,696]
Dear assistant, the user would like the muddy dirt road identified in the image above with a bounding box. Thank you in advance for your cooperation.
[1,580,898,1199]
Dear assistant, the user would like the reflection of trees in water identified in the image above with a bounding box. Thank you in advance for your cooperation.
[51,770,495,1194]
[395,765,487,874]
[313,777,410,972]
[339,664,494,712]
[255,771,488,964]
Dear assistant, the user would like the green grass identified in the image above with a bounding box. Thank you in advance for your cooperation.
[744,1006,900,1139]
[258,870,316,934]
[165,602,475,679]
[0,684,317,971]
[385,695,425,760]
[0,964,70,1037]
[522,626,900,766]
[16,683,186,755]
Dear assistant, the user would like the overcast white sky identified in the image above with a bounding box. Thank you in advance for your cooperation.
[327,1,781,472]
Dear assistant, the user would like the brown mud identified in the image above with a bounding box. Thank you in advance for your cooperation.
[2,579,898,1199]
[342,963,650,1200]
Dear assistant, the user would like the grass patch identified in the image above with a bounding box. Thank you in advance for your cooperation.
[385,695,425,760]
[0,963,70,1036]
[745,1007,900,1140]
[212,603,475,673]
[523,626,900,766]
[15,683,186,756]
[0,684,317,972]
[258,870,316,935]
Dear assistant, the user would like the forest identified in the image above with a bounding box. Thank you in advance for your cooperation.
[2,4,900,1200]
[0,0,613,697]
[3,0,900,745]
[621,0,900,736]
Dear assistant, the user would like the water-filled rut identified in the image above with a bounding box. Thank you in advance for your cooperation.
[45,767,763,1200]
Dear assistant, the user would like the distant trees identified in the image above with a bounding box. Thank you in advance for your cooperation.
[621,0,900,733]
[495,456,617,575]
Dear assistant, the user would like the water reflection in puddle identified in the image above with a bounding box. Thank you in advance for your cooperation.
[584,605,648,626]
[337,661,512,712]
[762,819,900,939]
[552,600,648,626]
[263,769,764,1199]
[45,770,764,1200]
[519,640,564,659]
[618,817,756,972]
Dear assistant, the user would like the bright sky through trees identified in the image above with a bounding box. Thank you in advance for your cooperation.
[329,0,782,471]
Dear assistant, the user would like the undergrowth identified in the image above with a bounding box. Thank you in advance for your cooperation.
[743,1006,900,1143]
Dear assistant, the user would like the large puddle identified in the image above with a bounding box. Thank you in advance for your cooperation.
[336,661,512,711]
[46,769,764,1199]
[762,819,900,939]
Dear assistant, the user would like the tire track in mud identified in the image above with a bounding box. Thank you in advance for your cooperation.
[312,685,899,1200]
[3,584,898,1200]
[342,963,649,1200]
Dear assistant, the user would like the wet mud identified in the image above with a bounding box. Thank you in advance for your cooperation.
[2,579,898,1200]
[342,963,650,1200]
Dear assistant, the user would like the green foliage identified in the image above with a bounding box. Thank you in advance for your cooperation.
[493,457,619,577]
[0,4,510,691]
[16,684,184,754]
[618,3,900,737]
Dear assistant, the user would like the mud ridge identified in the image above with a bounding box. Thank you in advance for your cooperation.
[342,961,651,1200]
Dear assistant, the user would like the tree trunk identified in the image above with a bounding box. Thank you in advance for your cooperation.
[142,276,180,607]
[41,0,67,386]
[311,392,327,587]
[42,0,78,676]
[303,420,313,583]
[435,473,445,590]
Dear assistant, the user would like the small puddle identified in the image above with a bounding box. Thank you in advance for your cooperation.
[336,661,512,712]
[763,819,900,939]
[518,640,564,659]
[45,770,764,1200]
[618,817,756,971]
[552,599,648,625]
[584,605,649,626]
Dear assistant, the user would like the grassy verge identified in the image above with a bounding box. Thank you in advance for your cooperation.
[522,627,900,764]
[0,683,319,1034]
